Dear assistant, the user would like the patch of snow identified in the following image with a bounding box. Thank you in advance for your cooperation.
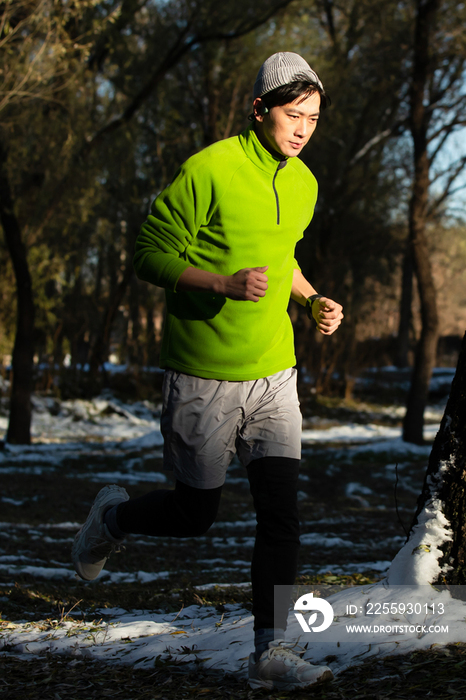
[71,471,168,484]
[1,497,25,506]
[314,560,392,575]
[387,500,453,585]
[0,563,76,580]
[100,570,172,584]
[120,431,164,450]
[346,483,373,496]
[300,532,355,548]
[193,582,251,591]
[302,424,400,444]
[212,519,256,530]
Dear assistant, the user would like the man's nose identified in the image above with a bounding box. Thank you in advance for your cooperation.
[294,119,307,137]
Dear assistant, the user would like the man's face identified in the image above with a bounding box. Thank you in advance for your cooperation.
[254,91,321,159]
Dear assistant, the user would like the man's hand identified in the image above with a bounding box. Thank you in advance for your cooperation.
[312,297,343,335]
[223,266,269,302]
[176,265,268,300]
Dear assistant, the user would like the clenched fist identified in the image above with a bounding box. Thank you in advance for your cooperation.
[312,297,344,335]
[223,266,269,302]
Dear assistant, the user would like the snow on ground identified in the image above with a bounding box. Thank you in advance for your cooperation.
[0,393,163,445]
[2,371,465,678]
[3,583,466,677]
[0,393,437,463]
[302,423,437,451]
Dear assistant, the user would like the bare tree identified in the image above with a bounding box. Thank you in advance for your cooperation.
[402,0,466,444]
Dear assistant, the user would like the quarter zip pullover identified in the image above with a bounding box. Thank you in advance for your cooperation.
[134,125,318,381]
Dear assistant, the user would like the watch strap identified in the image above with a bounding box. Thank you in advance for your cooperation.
[306,294,324,320]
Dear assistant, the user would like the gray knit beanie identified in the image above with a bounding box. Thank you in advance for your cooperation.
[253,52,323,100]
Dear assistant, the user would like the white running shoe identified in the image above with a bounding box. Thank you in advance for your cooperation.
[72,485,129,581]
[248,640,334,690]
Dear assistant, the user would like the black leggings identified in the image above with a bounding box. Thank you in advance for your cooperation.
[115,456,300,630]
[116,479,222,537]
[247,457,300,631]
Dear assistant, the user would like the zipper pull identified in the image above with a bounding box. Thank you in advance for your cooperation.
[273,160,287,225]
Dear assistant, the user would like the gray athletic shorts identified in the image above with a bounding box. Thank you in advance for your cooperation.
[160,367,302,489]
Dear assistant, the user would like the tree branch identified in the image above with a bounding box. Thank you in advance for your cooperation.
[38,0,296,232]
[316,0,337,47]
[87,0,150,71]
[428,56,466,110]
[428,114,466,166]
[428,155,466,215]
[429,113,466,146]
[348,119,406,167]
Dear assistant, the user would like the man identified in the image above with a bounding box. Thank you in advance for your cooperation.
[72,52,343,690]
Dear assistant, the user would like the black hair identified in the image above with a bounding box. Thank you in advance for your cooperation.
[249,77,330,121]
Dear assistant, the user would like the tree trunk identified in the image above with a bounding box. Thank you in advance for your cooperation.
[396,244,413,368]
[402,220,438,443]
[0,144,35,444]
[410,332,466,585]
[402,0,440,444]
[88,265,134,377]
[128,274,142,366]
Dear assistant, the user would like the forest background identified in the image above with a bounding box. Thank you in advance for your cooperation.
[1,0,466,445]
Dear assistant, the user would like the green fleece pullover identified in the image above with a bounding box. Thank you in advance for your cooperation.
[133,125,317,380]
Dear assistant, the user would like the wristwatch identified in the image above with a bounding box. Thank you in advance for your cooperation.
[306,294,324,321]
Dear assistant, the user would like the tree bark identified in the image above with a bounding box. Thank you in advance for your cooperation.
[0,144,35,444]
[402,158,439,443]
[402,0,440,444]
[410,332,466,585]
[396,244,413,368]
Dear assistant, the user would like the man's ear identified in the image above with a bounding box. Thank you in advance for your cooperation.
[253,98,268,122]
